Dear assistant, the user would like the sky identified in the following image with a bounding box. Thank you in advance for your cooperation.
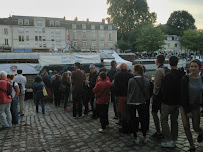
[1,0,203,29]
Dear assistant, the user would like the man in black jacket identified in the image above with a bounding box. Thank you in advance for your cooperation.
[160,56,185,148]
[107,60,118,119]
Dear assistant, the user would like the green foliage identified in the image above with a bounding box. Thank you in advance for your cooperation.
[182,29,203,53]
[135,25,165,52]
[156,24,169,35]
[166,10,196,36]
[116,40,130,52]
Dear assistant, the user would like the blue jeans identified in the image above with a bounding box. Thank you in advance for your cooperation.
[11,98,19,124]
[0,102,12,128]
[35,97,45,114]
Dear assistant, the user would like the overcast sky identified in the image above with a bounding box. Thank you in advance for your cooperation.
[1,0,203,29]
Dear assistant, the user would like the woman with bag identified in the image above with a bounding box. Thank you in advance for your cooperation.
[61,72,70,112]
[180,59,203,152]
[93,72,111,133]
[7,74,20,124]
[33,76,46,114]
[127,64,150,144]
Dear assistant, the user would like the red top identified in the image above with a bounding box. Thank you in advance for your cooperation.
[93,79,111,104]
[96,76,110,84]
[0,78,12,104]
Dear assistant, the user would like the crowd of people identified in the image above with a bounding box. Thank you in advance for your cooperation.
[0,55,203,152]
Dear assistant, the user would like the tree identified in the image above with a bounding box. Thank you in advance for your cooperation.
[166,10,196,36]
[182,29,203,53]
[135,25,165,52]
[107,0,156,40]
[116,40,130,52]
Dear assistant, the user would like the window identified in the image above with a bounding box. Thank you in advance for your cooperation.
[43,36,46,41]
[100,41,104,49]
[24,19,29,25]
[18,19,23,25]
[50,20,54,26]
[73,41,77,48]
[172,37,174,40]
[5,39,8,45]
[18,28,24,33]
[55,21,60,26]
[37,20,43,26]
[72,24,76,29]
[39,36,42,41]
[83,31,86,39]
[100,31,104,40]
[92,31,96,39]
[39,44,42,48]
[51,36,54,41]
[91,25,95,30]
[165,36,168,40]
[109,42,112,49]
[35,36,38,41]
[109,32,112,40]
[55,29,61,35]
[42,28,45,33]
[26,36,29,41]
[19,36,24,42]
[92,41,96,49]
[100,25,104,30]
[108,25,112,30]
[26,28,29,33]
[73,31,77,39]
[51,29,54,34]
[56,36,61,42]
[82,24,86,30]
[175,44,178,47]
[43,44,46,48]
[4,28,8,35]
[83,41,87,48]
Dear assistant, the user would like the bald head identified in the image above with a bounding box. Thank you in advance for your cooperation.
[120,63,128,70]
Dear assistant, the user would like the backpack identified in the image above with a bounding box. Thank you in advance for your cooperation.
[0,80,12,98]
[17,83,22,94]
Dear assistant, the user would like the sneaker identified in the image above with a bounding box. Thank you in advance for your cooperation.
[151,132,164,139]
[113,116,118,119]
[73,116,76,119]
[98,128,105,133]
[142,136,148,144]
[134,138,139,144]
[79,114,84,119]
[161,140,175,148]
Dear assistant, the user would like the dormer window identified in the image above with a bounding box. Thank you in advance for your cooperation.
[82,24,86,30]
[50,20,54,26]
[72,24,76,29]
[91,25,95,30]
[18,19,23,25]
[55,21,60,26]
[100,25,104,30]
[24,19,29,25]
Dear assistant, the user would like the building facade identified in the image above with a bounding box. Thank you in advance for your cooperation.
[0,15,117,52]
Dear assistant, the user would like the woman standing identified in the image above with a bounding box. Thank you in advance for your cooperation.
[52,74,62,107]
[61,72,70,112]
[7,74,20,124]
[127,64,150,144]
[33,76,45,114]
[180,59,203,152]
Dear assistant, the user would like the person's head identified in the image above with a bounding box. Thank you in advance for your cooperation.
[17,69,22,74]
[48,70,53,74]
[53,70,57,75]
[35,75,43,82]
[189,59,201,75]
[99,67,107,74]
[116,64,121,72]
[156,55,165,66]
[169,55,179,67]
[89,64,96,73]
[62,72,69,81]
[74,62,81,69]
[7,74,15,82]
[55,74,60,80]
[99,72,107,80]
[133,64,144,76]
[120,63,128,70]
[111,60,117,67]
[44,72,48,76]
[0,71,7,80]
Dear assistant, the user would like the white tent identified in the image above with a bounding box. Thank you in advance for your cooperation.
[102,51,133,69]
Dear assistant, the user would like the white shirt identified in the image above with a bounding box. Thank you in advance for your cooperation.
[11,81,18,98]
[14,74,27,92]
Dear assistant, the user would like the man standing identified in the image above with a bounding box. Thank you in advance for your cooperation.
[114,63,133,134]
[0,71,12,130]
[84,64,98,118]
[161,56,185,148]
[71,62,84,118]
[14,69,27,116]
[107,60,118,119]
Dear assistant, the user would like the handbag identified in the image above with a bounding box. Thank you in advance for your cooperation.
[43,86,48,96]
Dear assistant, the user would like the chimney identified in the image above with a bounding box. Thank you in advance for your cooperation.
[86,18,89,22]
[74,17,78,22]
[64,16,66,21]
[102,19,105,24]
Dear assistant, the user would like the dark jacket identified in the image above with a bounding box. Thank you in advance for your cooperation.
[33,81,45,98]
[107,67,117,82]
[52,79,62,93]
[114,70,133,97]
[163,69,185,105]
[43,76,51,88]
[89,71,98,90]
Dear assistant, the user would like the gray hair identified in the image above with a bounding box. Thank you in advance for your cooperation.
[0,71,7,78]
[116,64,121,71]
[89,64,95,68]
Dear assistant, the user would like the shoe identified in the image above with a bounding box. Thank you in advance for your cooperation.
[20,114,24,116]
[151,132,164,139]
[64,108,68,112]
[79,114,84,119]
[73,116,76,119]
[91,116,97,119]
[197,133,203,143]
[186,147,196,152]
[142,136,148,144]
[161,140,175,148]
[116,120,121,125]
[113,116,118,119]
[98,128,105,133]
[134,138,139,144]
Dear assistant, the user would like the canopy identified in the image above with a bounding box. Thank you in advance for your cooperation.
[39,53,101,65]
[0,63,43,74]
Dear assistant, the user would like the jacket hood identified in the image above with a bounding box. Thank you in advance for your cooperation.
[169,69,185,79]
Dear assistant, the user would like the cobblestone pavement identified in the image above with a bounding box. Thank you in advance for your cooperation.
[0,99,203,152]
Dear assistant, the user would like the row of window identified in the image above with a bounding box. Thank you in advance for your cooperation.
[18,28,61,34]
[73,41,113,49]
[73,31,112,40]
[73,24,112,30]
[166,43,178,48]
[18,35,61,42]
[19,43,61,48]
